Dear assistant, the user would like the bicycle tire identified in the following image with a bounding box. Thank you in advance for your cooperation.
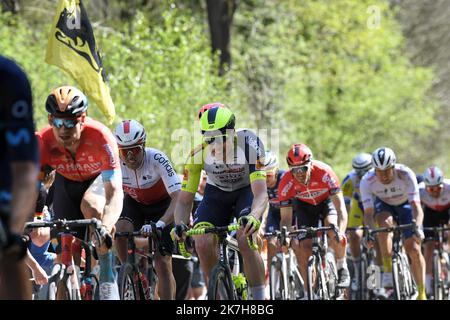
[400,253,416,299]
[47,263,65,300]
[54,274,73,300]
[208,264,235,300]
[392,258,402,299]
[118,263,138,300]
[359,255,368,300]
[269,256,286,300]
[307,255,329,299]
[146,266,157,300]
[326,252,339,299]
[433,251,443,300]
[289,269,304,300]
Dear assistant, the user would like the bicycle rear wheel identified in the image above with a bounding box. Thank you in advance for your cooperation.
[269,256,286,300]
[118,263,138,300]
[208,264,235,300]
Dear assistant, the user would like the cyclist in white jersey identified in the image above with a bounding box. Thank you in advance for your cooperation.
[419,166,450,296]
[114,120,181,299]
[360,147,426,300]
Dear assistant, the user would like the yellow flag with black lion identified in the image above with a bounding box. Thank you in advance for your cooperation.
[46,0,115,123]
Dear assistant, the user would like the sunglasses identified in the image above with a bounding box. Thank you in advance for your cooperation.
[426,185,442,192]
[118,145,143,159]
[203,134,228,145]
[290,164,310,174]
[50,117,80,129]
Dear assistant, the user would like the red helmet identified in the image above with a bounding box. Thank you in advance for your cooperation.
[197,102,226,121]
[286,143,313,166]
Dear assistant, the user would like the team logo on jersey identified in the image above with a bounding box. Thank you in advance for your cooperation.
[281,181,293,197]
[154,153,174,177]
[296,189,328,199]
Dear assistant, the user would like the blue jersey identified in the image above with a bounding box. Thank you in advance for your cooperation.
[0,56,38,212]
[268,170,288,210]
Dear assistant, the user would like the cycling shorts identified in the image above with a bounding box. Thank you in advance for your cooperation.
[193,183,253,227]
[293,198,337,229]
[374,198,414,239]
[119,194,174,255]
[52,173,104,240]
[423,206,450,239]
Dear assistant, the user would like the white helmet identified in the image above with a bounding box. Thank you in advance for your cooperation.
[114,120,147,147]
[352,153,372,172]
[372,147,396,170]
[423,166,444,186]
[263,150,278,171]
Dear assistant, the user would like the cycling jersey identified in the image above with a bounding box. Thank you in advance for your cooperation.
[0,56,38,212]
[265,170,291,233]
[342,170,363,204]
[182,129,266,193]
[360,164,420,210]
[342,170,364,228]
[268,170,287,209]
[36,117,120,182]
[121,148,181,205]
[278,160,341,206]
[419,179,450,212]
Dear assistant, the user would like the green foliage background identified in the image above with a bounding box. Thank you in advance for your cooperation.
[0,0,441,179]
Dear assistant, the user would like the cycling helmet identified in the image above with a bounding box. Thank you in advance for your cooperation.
[200,106,235,134]
[263,150,279,171]
[423,166,444,186]
[286,143,313,166]
[197,102,226,121]
[372,147,396,170]
[114,119,147,147]
[45,86,88,117]
[352,153,372,171]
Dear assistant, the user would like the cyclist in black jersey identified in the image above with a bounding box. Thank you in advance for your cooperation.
[0,56,39,299]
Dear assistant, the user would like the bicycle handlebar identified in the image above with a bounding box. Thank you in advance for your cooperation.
[264,225,341,243]
[25,218,112,249]
[175,223,257,258]
[423,226,450,232]
[370,223,416,235]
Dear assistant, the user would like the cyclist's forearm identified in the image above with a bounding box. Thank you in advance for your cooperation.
[411,201,424,226]
[250,192,268,220]
[10,162,38,233]
[160,191,180,225]
[174,191,195,225]
[102,184,123,231]
[331,192,348,233]
[364,208,375,230]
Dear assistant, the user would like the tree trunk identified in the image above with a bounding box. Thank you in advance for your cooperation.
[1,0,19,13]
[206,0,237,75]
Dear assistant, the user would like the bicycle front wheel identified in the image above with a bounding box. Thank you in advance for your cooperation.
[118,263,138,300]
[433,252,443,300]
[269,256,286,300]
[208,264,235,300]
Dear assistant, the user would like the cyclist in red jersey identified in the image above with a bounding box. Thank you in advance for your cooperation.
[36,86,123,300]
[278,143,350,289]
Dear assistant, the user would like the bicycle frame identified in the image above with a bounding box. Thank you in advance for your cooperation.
[25,218,104,300]
[424,226,450,300]
[371,223,417,300]
[265,226,305,300]
[115,227,161,300]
